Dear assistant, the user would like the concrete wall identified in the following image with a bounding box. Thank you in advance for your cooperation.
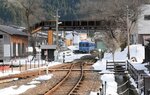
[0,31,11,60]
[138,5,150,35]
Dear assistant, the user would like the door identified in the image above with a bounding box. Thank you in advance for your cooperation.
[0,35,4,60]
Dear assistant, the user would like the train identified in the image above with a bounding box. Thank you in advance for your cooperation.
[79,41,95,53]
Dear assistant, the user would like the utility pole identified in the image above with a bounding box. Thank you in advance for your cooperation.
[127,5,130,60]
[55,9,60,50]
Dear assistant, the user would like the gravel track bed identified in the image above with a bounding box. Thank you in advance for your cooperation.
[0,60,101,95]
[21,71,67,95]
[0,76,36,89]
[77,71,101,95]
[52,71,81,95]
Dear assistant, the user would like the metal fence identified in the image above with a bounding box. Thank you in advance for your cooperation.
[0,58,47,73]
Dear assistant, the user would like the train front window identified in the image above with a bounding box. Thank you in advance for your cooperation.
[79,43,81,47]
[79,43,83,47]
[86,43,89,47]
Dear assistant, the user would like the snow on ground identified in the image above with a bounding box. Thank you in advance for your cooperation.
[34,74,53,81]
[0,70,20,77]
[103,44,144,62]
[101,73,118,95]
[91,60,118,95]
[91,44,147,95]
[0,85,36,95]
[0,74,53,95]
[0,44,148,95]
[0,45,89,95]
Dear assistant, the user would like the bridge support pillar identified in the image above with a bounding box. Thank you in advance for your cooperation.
[48,30,53,45]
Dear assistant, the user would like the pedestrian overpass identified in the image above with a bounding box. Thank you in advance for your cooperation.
[29,20,111,45]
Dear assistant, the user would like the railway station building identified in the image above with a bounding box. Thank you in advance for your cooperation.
[0,25,28,62]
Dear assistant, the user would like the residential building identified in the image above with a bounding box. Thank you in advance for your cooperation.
[0,25,28,61]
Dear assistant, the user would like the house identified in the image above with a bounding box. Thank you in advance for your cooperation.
[0,25,28,62]
[132,5,150,45]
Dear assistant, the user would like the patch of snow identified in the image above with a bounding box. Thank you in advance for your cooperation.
[128,75,137,88]
[34,74,53,81]
[93,60,118,95]
[0,70,20,77]
[89,91,99,95]
[68,45,79,51]
[92,44,146,95]
[28,47,41,52]
[101,73,118,95]
[27,81,41,85]
[0,85,36,95]
[132,63,147,70]
[103,44,144,63]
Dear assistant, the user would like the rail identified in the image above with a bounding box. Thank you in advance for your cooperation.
[0,63,72,83]
[68,62,84,95]
[44,63,75,95]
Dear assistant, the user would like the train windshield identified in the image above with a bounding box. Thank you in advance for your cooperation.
[79,42,89,47]
[85,43,89,47]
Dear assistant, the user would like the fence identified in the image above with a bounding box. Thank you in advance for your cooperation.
[0,57,48,73]
[106,60,126,72]
[127,61,150,95]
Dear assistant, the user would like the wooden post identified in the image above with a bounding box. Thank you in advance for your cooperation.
[105,81,107,95]
[30,60,31,69]
[19,60,21,72]
[34,60,35,68]
[106,60,108,70]
[48,30,53,45]
[25,61,27,70]
[11,60,13,72]
[38,68,41,75]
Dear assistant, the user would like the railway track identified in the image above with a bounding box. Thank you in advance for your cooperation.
[0,55,100,95]
[0,63,73,83]
[44,61,84,95]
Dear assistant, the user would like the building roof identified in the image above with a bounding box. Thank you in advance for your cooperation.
[0,25,27,36]
[40,45,57,49]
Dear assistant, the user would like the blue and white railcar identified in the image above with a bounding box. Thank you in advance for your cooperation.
[79,41,95,53]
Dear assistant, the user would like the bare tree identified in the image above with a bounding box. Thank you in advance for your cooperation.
[16,0,45,60]
[78,0,148,60]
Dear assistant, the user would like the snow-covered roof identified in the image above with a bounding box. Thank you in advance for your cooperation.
[40,45,57,49]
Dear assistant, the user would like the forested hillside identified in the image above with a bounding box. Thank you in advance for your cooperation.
[0,0,24,25]
[0,0,79,26]
[0,0,149,27]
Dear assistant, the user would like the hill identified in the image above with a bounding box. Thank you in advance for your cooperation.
[0,0,80,26]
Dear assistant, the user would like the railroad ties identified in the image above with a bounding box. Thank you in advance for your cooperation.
[0,57,100,94]
[44,59,97,95]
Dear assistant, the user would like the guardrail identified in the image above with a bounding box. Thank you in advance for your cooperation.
[127,61,150,95]
[106,61,126,72]
[127,61,139,81]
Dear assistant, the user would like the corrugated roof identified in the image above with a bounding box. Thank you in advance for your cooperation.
[0,25,27,36]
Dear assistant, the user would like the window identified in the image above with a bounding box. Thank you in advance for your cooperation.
[13,43,16,57]
[144,15,150,20]
[86,43,89,47]
[0,35,3,39]
[18,43,21,56]
[22,43,25,55]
